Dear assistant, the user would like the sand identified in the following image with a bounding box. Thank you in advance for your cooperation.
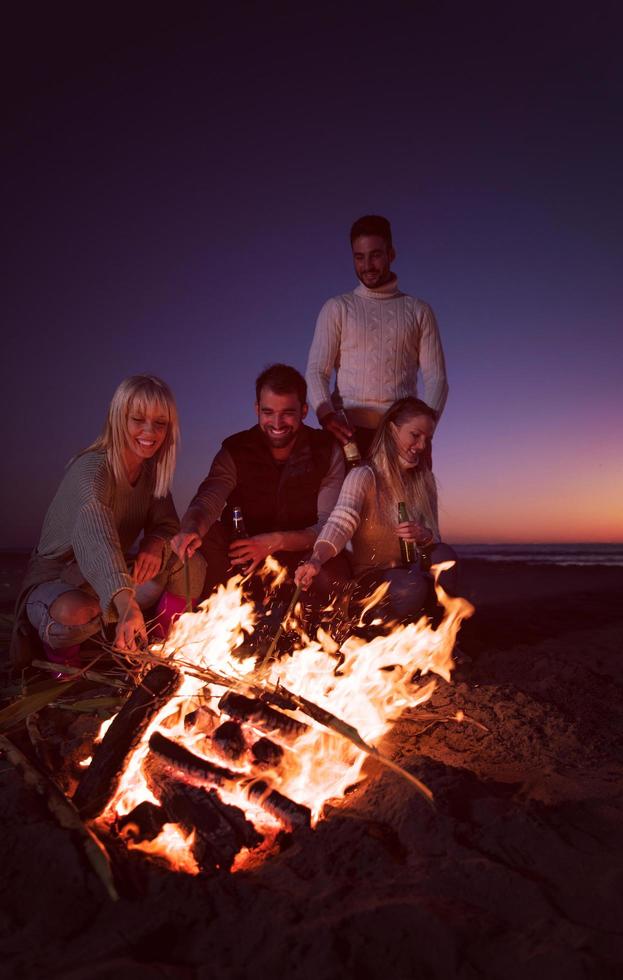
[1,557,622,979]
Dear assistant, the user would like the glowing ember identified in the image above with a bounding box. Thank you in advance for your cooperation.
[92,562,473,873]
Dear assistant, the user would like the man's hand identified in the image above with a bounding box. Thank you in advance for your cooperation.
[171,530,203,561]
[294,557,322,591]
[321,412,353,446]
[228,532,280,575]
[134,539,164,584]
[113,591,147,651]
[395,522,434,547]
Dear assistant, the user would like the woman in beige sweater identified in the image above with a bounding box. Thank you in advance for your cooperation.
[295,397,457,622]
[11,375,205,668]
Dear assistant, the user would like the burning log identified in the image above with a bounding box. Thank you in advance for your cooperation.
[212,720,247,763]
[144,763,262,872]
[146,731,310,832]
[218,692,308,743]
[148,730,240,785]
[116,801,168,843]
[247,780,311,831]
[250,737,284,769]
[73,665,181,819]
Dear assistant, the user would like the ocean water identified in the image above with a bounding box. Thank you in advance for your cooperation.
[453,544,623,566]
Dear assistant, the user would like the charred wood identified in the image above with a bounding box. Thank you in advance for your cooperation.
[147,730,240,786]
[212,720,247,763]
[218,692,308,743]
[116,801,168,843]
[250,737,284,769]
[247,780,311,831]
[145,731,310,833]
[72,665,181,819]
[145,768,262,872]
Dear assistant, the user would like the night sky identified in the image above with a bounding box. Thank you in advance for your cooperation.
[3,2,622,548]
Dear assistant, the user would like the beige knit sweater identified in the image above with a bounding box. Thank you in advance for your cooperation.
[315,465,439,577]
[306,277,448,429]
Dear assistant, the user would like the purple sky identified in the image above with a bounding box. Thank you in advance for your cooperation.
[3,3,622,546]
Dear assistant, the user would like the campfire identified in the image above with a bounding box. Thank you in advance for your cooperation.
[69,561,473,878]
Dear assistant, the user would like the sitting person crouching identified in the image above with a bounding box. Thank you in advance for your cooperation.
[295,397,458,624]
[11,374,205,668]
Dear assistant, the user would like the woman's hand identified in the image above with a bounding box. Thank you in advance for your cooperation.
[113,590,147,651]
[395,522,434,547]
[171,530,202,561]
[294,558,322,591]
[134,538,164,584]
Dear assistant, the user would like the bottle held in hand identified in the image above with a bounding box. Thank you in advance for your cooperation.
[335,408,362,469]
[397,501,417,566]
[231,506,251,572]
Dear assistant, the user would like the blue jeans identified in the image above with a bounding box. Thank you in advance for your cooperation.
[354,543,458,623]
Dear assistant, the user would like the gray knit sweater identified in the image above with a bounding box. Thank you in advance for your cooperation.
[26,450,179,620]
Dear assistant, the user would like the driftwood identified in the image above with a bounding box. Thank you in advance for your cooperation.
[0,733,118,901]
[218,692,308,743]
[73,665,181,819]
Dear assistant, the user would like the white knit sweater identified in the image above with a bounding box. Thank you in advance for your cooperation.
[306,277,448,429]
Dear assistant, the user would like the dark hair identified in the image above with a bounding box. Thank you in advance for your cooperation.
[350,214,393,249]
[255,363,307,406]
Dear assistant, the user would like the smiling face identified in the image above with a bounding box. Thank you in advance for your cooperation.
[352,233,396,290]
[391,413,435,468]
[256,385,307,456]
[123,398,170,476]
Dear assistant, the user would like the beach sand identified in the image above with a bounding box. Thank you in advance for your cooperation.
[1,556,622,978]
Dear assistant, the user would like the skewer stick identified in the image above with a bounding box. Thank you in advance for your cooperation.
[264,583,302,662]
[183,555,192,613]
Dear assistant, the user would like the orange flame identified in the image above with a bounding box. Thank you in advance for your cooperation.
[94,563,473,872]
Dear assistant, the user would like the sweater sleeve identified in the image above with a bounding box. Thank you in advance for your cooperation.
[70,460,135,619]
[141,491,180,567]
[314,465,375,558]
[305,297,343,421]
[181,448,237,539]
[418,302,449,419]
[311,442,346,533]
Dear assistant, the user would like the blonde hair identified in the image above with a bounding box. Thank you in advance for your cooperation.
[82,375,180,497]
[368,397,439,537]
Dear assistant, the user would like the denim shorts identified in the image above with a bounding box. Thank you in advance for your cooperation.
[26,581,102,648]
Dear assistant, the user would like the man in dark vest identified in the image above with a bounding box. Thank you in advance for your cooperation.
[172,364,349,615]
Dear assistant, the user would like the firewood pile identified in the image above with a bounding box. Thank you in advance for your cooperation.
[72,665,313,874]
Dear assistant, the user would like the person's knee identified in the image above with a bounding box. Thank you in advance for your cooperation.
[49,590,101,626]
[430,542,457,565]
[384,568,429,620]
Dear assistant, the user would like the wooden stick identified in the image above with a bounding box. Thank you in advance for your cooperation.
[32,659,128,691]
[264,583,302,662]
[183,556,192,613]
[0,733,119,901]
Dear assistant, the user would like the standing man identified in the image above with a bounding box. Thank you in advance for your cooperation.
[306,215,448,456]
[171,364,348,616]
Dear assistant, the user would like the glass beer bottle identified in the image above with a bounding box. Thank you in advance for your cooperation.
[397,501,417,566]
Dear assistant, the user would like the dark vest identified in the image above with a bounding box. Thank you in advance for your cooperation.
[221,425,335,536]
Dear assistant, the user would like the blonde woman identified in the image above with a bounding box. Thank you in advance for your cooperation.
[11,375,205,668]
[295,397,457,622]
